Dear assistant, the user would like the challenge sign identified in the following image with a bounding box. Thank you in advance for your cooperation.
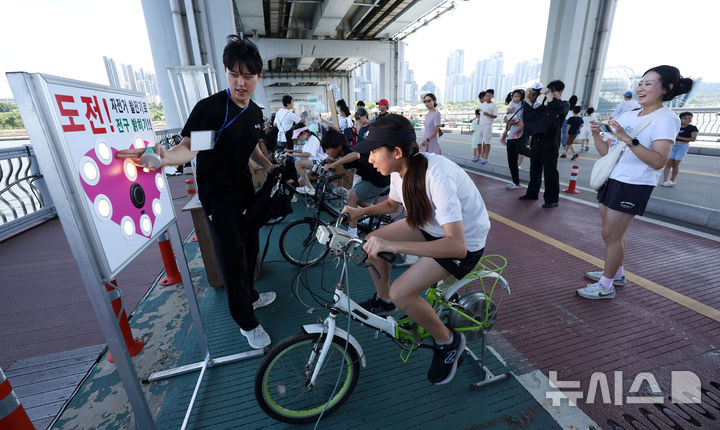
[10,73,175,279]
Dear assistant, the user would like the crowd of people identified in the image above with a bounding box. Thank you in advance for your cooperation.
[116,34,695,387]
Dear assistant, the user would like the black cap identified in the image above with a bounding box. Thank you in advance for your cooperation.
[352,127,417,153]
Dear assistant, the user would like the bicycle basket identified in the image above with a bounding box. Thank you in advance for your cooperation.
[447,291,497,341]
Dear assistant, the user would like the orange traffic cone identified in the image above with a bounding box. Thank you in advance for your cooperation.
[563,164,581,194]
[157,231,182,286]
[0,368,34,429]
[185,179,198,242]
[106,280,145,363]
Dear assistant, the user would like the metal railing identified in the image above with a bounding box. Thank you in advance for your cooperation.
[0,145,55,241]
[0,128,184,241]
[422,107,720,140]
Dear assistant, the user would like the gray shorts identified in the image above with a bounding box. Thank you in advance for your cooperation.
[353,180,389,204]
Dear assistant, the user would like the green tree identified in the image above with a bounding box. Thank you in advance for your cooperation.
[149,103,165,123]
[0,111,24,129]
[0,102,16,113]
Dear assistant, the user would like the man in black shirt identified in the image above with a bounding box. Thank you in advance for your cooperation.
[518,80,569,208]
[321,128,390,238]
[117,35,277,349]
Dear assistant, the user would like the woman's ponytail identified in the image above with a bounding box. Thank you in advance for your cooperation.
[402,148,431,228]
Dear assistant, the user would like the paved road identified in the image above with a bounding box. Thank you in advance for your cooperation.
[437,132,720,211]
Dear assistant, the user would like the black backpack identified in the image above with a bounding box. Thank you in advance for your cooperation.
[244,168,293,231]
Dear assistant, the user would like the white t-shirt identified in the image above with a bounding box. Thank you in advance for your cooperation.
[274,108,301,142]
[301,135,327,162]
[388,153,490,251]
[609,109,680,186]
[506,101,524,137]
[338,116,353,131]
[478,102,497,127]
[612,99,641,120]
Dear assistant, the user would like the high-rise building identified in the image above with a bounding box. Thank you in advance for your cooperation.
[444,49,464,102]
[512,58,541,88]
[403,61,418,102]
[352,61,381,103]
[421,81,438,98]
[103,56,120,88]
[103,57,160,103]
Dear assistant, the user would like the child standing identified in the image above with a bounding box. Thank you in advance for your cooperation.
[561,106,582,160]
[471,109,482,162]
[576,107,595,152]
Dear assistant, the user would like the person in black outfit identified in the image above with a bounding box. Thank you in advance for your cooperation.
[116,35,278,349]
[518,80,569,208]
[321,128,390,238]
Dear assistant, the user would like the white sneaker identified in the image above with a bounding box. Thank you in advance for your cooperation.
[296,186,315,195]
[290,194,298,203]
[517,165,523,170]
[577,282,615,300]
[585,271,626,286]
[241,325,271,349]
[506,183,523,190]
[661,180,675,187]
[253,292,276,310]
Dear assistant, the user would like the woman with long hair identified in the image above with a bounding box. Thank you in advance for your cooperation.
[343,114,490,385]
[421,93,442,154]
[503,89,527,189]
[578,65,692,299]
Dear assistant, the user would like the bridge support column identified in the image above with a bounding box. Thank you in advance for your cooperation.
[541,0,617,107]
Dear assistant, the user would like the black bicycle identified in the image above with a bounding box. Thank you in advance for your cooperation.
[279,164,394,266]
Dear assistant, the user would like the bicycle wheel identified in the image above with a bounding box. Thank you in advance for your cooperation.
[255,332,361,424]
[279,217,329,266]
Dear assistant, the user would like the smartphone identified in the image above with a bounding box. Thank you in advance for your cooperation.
[598,123,612,133]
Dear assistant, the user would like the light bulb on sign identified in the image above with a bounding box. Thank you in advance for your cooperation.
[94,194,112,219]
[121,216,135,239]
[123,159,138,181]
[152,199,162,216]
[79,156,100,186]
[140,214,152,235]
[155,173,165,191]
[95,141,112,165]
[134,137,146,149]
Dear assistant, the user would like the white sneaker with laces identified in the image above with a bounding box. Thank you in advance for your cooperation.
[577,282,615,299]
[506,183,523,190]
[661,180,674,187]
[253,292,276,310]
[241,325,271,349]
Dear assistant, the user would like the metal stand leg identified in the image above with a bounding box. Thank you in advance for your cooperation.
[140,223,266,430]
[465,330,511,391]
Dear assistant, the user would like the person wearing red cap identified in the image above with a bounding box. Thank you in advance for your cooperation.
[375,98,389,121]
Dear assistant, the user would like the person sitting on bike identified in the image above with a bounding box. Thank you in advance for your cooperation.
[321,128,390,238]
[284,123,327,195]
[343,114,491,385]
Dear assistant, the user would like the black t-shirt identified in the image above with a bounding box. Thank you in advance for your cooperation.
[677,125,698,140]
[567,116,583,135]
[181,90,263,208]
[344,148,390,188]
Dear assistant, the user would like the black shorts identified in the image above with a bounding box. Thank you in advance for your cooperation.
[597,178,654,216]
[419,230,484,279]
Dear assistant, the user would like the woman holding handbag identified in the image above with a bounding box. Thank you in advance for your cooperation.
[577,65,693,300]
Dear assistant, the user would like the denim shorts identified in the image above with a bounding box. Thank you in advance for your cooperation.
[419,230,484,279]
[669,143,689,161]
[353,180,389,204]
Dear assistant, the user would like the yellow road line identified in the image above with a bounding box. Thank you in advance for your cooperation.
[488,210,720,323]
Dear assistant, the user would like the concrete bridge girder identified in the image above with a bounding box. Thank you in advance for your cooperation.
[252,38,403,108]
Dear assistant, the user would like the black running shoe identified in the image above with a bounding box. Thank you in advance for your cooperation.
[427,330,466,385]
[358,293,397,316]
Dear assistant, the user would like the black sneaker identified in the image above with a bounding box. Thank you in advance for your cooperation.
[358,293,397,316]
[427,331,466,385]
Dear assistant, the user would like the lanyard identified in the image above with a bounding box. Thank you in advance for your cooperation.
[215,89,249,143]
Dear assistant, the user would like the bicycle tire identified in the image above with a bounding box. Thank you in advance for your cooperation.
[255,332,360,424]
[279,218,329,266]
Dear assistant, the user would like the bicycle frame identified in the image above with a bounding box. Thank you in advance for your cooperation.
[305,228,509,386]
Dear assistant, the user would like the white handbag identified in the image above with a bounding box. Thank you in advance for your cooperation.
[589,108,670,191]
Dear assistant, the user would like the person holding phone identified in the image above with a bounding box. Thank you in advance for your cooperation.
[518,80,569,208]
[578,65,693,300]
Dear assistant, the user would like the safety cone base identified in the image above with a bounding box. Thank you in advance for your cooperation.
[159,274,182,285]
[108,338,145,363]
[563,188,581,194]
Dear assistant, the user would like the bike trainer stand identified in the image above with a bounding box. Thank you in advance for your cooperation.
[465,328,512,390]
